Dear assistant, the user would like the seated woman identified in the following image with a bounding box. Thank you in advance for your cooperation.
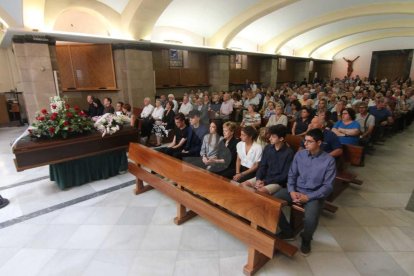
[332,107,361,145]
[241,104,261,129]
[152,101,175,146]
[208,121,239,178]
[263,101,276,119]
[194,120,224,169]
[291,106,312,136]
[121,103,136,127]
[286,99,301,120]
[255,127,269,149]
[266,104,288,127]
[233,126,263,183]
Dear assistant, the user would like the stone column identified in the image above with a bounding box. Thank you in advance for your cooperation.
[12,36,56,124]
[209,55,229,92]
[260,58,278,88]
[113,46,155,108]
[294,61,311,83]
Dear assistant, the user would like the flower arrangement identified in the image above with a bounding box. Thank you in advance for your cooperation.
[29,96,94,139]
[94,113,130,137]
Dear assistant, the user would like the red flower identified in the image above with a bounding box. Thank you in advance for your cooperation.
[41,109,48,114]
[65,104,70,109]
[51,104,57,109]
[79,110,86,116]
[74,105,80,111]
[38,116,45,121]
[66,112,74,118]
[63,121,69,126]
[68,127,73,132]
[49,127,55,134]
[50,112,58,121]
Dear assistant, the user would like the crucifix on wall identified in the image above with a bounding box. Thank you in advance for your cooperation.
[343,56,360,77]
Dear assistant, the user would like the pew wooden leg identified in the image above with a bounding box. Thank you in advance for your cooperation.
[174,203,197,225]
[134,178,154,195]
[243,247,270,276]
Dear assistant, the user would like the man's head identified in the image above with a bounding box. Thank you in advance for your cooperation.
[174,113,186,128]
[309,116,324,130]
[103,97,112,107]
[376,97,385,109]
[358,101,368,115]
[268,125,287,145]
[304,128,323,153]
[188,110,201,126]
[183,95,189,104]
[143,97,151,106]
[87,95,94,104]
[168,94,175,101]
[116,101,124,111]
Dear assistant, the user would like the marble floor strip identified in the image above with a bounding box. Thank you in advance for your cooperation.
[0,180,135,229]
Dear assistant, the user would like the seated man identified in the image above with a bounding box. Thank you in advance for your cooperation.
[140,97,155,143]
[355,102,375,146]
[178,95,193,117]
[303,116,343,159]
[103,97,115,114]
[274,128,336,256]
[368,97,393,143]
[175,110,208,161]
[157,113,189,157]
[241,125,294,195]
[86,95,103,117]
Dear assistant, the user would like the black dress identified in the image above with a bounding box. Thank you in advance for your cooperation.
[212,137,239,179]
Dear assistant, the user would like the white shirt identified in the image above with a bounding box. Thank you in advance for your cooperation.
[236,142,262,168]
[141,104,154,118]
[179,102,193,116]
[151,106,164,120]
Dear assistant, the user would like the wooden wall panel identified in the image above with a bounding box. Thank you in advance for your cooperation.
[70,44,116,89]
[55,45,76,89]
[56,44,117,91]
[376,54,407,81]
[277,59,295,83]
[153,49,209,87]
[229,56,260,84]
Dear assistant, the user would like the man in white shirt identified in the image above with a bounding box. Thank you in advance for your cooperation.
[220,92,234,120]
[140,97,154,144]
[168,94,179,113]
[140,97,154,119]
[178,95,193,117]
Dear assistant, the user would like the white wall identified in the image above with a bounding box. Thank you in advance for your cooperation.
[331,37,414,80]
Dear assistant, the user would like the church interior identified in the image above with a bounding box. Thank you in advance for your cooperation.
[0,1,414,275]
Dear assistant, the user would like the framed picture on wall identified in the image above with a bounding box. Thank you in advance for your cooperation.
[169,49,183,68]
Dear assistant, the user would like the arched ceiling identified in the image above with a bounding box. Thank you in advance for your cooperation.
[1,0,414,60]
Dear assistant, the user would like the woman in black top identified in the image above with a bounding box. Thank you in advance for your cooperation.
[207,121,239,179]
[292,106,312,136]
[152,100,175,146]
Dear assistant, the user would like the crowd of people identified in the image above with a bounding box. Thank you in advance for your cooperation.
[85,75,414,256]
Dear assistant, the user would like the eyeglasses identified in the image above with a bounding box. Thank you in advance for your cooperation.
[304,139,316,144]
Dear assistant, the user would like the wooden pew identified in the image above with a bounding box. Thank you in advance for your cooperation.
[128,143,297,275]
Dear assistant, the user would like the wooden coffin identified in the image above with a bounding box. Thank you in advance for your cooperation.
[12,126,139,171]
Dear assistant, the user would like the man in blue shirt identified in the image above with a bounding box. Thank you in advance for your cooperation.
[368,97,393,142]
[274,128,336,256]
[300,117,343,158]
[240,125,294,194]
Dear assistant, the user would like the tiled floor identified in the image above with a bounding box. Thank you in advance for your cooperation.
[0,126,413,276]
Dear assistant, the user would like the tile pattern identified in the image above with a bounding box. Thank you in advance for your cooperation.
[0,126,413,275]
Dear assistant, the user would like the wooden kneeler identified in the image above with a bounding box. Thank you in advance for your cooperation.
[128,143,298,275]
